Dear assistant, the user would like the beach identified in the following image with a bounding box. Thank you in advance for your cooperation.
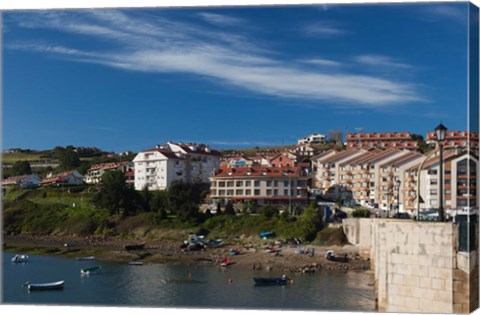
[3,234,370,273]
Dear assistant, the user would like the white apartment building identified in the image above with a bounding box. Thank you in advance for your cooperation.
[133,142,221,191]
[298,133,326,145]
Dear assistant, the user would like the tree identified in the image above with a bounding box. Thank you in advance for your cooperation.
[296,202,322,242]
[11,161,32,176]
[224,201,235,215]
[93,170,141,216]
[55,146,81,170]
[258,204,278,219]
[140,185,152,212]
[328,130,343,144]
[167,181,205,222]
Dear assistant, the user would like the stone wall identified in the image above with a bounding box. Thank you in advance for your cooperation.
[343,218,479,313]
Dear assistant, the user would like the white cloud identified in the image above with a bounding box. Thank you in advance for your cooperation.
[6,10,423,108]
[198,12,244,26]
[303,21,346,37]
[355,55,412,69]
[299,58,342,67]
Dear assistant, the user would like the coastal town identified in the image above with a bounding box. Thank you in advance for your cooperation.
[3,128,478,219]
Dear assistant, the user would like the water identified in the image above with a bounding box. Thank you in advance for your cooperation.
[2,253,375,311]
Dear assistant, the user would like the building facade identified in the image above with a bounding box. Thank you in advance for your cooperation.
[345,132,418,150]
[133,142,221,191]
[85,161,134,184]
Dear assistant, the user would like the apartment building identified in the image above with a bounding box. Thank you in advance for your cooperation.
[426,130,479,148]
[298,133,326,145]
[209,165,310,207]
[85,161,134,184]
[404,149,478,212]
[345,131,418,150]
[133,142,221,191]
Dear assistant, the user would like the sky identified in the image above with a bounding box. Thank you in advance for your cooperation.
[1,1,476,152]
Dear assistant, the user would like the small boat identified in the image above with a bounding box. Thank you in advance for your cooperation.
[11,254,29,263]
[206,239,224,248]
[76,256,95,261]
[252,276,289,286]
[80,266,102,275]
[265,246,281,254]
[220,258,232,267]
[125,243,145,251]
[25,280,65,291]
[229,249,240,256]
[128,261,144,266]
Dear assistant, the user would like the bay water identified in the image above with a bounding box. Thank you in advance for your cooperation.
[2,253,375,311]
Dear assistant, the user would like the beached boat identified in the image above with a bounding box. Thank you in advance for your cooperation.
[128,261,144,266]
[206,239,224,248]
[11,254,29,263]
[220,258,232,267]
[229,249,240,256]
[265,246,281,254]
[25,280,65,291]
[80,266,102,275]
[252,276,289,286]
[76,256,95,261]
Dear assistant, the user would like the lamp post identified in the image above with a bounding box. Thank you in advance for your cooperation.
[435,123,447,222]
[396,180,401,215]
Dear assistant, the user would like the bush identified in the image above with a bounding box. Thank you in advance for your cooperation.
[351,209,371,218]
[315,227,348,246]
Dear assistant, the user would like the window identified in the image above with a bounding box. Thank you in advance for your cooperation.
[227,181,234,187]
[273,180,278,187]
[430,179,438,185]
[427,169,438,175]
[219,182,225,187]
[254,189,261,196]
[429,189,438,195]
[266,180,272,187]
[245,181,252,187]
[273,189,278,196]
[284,189,289,196]
[236,181,243,187]
[445,179,451,185]
[235,189,243,195]
[254,181,260,187]
[266,189,272,196]
[245,189,251,196]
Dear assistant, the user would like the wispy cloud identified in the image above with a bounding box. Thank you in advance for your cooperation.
[355,55,412,69]
[299,58,342,67]
[198,12,245,26]
[303,21,346,37]
[6,10,423,108]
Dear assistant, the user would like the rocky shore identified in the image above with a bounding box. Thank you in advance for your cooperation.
[3,234,370,273]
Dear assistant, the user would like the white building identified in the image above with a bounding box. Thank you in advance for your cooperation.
[1,174,42,188]
[298,133,326,145]
[85,161,134,184]
[133,142,221,191]
[41,170,85,186]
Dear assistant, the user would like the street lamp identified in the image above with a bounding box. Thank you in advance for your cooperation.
[396,180,401,215]
[435,123,447,222]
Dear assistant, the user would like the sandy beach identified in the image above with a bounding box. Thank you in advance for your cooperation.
[3,234,370,274]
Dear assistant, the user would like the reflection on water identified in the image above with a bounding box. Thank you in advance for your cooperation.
[3,253,375,311]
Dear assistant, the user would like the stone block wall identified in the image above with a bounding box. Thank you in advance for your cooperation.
[343,218,479,313]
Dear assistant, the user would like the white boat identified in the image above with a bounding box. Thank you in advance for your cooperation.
[80,266,102,275]
[25,280,65,291]
[11,254,29,263]
[76,256,95,261]
[128,261,144,266]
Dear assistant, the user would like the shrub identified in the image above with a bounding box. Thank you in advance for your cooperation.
[351,209,371,218]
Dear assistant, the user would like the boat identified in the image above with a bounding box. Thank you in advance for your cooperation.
[80,266,102,275]
[128,261,144,266]
[11,254,29,263]
[25,280,65,291]
[206,239,224,248]
[265,246,281,254]
[76,256,95,261]
[252,276,289,286]
[220,258,232,267]
[125,243,145,251]
[229,249,240,256]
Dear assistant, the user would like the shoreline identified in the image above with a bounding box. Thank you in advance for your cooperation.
[3,234,371,274]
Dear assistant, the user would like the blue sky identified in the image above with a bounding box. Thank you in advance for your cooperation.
[2,2,474,152]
